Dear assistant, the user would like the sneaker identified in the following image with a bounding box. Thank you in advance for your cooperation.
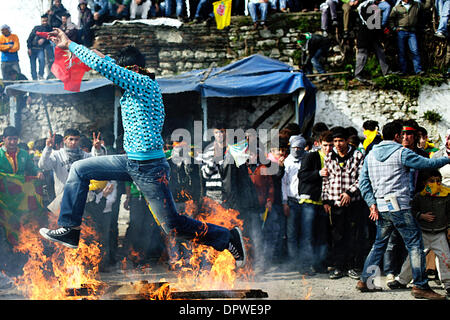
[435,31,446,39]
[322,30,328,37]
[227,227,246,268]
[411,286,445,300]
[39,227,80,249]
[355,75,370,83]
[347,269,360,280]
[356,280,383,292]
[332,20,338,27]
[387,280,407,290]
[426,269,437,280]
[386,273,395,285]
[329,269,345,279]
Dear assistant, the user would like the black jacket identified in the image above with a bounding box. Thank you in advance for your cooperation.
[27,25,52,50]
[298,151,323,202]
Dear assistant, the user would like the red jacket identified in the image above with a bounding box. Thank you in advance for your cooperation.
[248,164,275,208]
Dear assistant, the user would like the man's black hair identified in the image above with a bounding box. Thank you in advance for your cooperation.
[41,14,49,19]
[382,120,403,140]
[285,123,301,136]
[34,138,47,152]
[346,126,358,138]
[64,128,81,137]
[312,122,329,142]
[18,142,29,151]
[79,135,92,150]
[54,134,64,145]
[417,126,428,137]
[2,126,19,138]
[362,120,379,131]
[116,46,146,68]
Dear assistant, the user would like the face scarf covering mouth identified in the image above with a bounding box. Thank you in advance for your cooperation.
[420,181,450,197]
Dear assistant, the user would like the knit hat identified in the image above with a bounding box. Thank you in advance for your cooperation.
[2,126,19,138]
[331,126,348,139]
[1,24,11,32]
[289,134,306,149]
[79,0,87,4]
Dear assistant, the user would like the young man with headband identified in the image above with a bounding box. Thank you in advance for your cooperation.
[39,28,246,268]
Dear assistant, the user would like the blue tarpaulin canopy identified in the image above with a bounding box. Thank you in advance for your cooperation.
[5,54,315,97]
[5,54,316,137]
[157,54,315,98]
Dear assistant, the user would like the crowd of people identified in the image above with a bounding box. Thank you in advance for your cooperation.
[1,0,448,82]
[299,0,449,80]
[0,116,449,300]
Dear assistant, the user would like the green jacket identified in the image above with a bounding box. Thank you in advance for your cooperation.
[0,147,40,176]
[389,0,431,31]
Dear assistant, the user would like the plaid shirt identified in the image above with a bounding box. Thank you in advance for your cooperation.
[321,146,364,206]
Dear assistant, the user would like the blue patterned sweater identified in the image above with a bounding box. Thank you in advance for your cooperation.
[68,42,165,160]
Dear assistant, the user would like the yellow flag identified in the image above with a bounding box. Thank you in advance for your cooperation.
[213,0,232,30]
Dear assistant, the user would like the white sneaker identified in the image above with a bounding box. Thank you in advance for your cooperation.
[386,273,395,285]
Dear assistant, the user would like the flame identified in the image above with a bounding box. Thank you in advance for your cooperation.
[301,275,312,300]
[12,217,105,300]
[10,194,253,300]
[161,197,252,296]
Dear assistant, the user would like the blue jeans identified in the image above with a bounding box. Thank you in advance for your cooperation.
[29,49,45,80]
[58,155,230,251]
[194,0,214,19]
[436,0,450,34]
[286,199,302,264]
[248,1,269,23]
[311,46,328,74]
[269,0,287,10]
[262,204,283,263]
[299,202,329,269]
[360,209,428,289]
[109,3,130,19]
[397,31,422,74]
[383,228,407,275]
[165,0,184,17]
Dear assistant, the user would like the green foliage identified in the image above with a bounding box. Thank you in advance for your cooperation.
[365,56,382,78]
[422,110,442,124]
[372,73,447,99]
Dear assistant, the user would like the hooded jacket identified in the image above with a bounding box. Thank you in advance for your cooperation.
[359,140,450,211]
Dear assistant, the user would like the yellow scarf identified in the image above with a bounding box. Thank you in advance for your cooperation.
[420,183,450,197]
[363,129,378,151]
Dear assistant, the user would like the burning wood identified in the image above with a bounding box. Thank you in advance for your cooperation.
[170,289,268,299]
[66,281,269,300]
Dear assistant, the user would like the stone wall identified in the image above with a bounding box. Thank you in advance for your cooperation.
[1,12,449,147]
[315,82,450,144]
[91,13,321,76]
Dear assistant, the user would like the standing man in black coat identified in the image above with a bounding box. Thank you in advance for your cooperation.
[27,14,53,80]
[297,130,334,273]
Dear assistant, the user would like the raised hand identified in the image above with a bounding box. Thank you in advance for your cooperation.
[48,28,71,50]
[92,132,102,150]
[46,130,55,148]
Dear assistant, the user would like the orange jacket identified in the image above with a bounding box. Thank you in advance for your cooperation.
[0,33,20,62]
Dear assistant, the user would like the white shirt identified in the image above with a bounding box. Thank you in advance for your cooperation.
[281,154,301,203]
[130,0,152,19]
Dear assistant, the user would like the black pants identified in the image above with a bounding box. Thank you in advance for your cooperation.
[329,200,368,270]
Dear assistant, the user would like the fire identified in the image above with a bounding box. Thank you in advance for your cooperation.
[164,197,252,295]
[13,217,105,300]
[301,275,312,300]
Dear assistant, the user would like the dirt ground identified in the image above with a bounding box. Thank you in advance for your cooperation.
[0,199,447,301]
[1,260,447,301]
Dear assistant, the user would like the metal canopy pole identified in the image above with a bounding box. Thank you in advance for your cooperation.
[293,88,306,125]
[201,96,208,141]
